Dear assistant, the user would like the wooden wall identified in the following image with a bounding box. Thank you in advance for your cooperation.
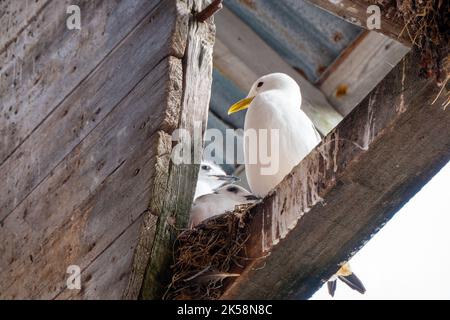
[0,0,214,299]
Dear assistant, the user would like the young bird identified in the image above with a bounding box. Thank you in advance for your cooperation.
[228,73,321,198]
[327,262,366,297]
[194,160,239,200]
[189,184,259,228]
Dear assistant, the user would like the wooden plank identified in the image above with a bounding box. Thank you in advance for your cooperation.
[55,217,143,300]
[214,7,343,136]
[319,31,410,116]
[0,0,51,52]
[140,0,215,300]
[0,0,162,165]
[305,0,410,46]
[123,132,172,300]
[0,0,178,222]
[0,58,180,299]
[124,7,191,295]
[220,49,450,299]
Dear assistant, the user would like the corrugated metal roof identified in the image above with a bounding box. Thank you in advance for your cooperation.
[225,0,362,83]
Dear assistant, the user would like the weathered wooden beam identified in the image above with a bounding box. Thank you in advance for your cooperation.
[0,1,171,222]
[220,49,450,299]
[0,0,200,300]
[305,0,411,46]
[318,31,410,116]
[139,0,215,300]
[214,7,343,136]
[0,0,161,166]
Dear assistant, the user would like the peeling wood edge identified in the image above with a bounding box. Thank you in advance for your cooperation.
[123,0,190,299]
[123,59,183,299]
[133,0,215,300]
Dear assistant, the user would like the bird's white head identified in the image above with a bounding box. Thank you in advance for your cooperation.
[247,73,300,99]
[198,160,239,184]
[228,73,301,115]
[199,160,225,177]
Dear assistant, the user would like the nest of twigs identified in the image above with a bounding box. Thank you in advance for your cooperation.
[370,0,449,86]
[164,204,255,300]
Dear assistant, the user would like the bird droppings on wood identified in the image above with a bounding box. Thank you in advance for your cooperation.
[164,203,255,300]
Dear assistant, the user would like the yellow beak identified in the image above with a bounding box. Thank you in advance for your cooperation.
[227,97,254,115]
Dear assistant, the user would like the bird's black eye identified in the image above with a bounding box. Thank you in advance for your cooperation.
[257,81,264,88]
[227,186,239,194]
[201,165,210,171]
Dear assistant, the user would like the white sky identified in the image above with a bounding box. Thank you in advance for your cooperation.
[311,161,450,300]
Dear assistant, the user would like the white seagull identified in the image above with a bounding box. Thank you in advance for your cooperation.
[189,184,259,228]
[194,160,238,200]
[227,73,321,198]
[228,73,365,297]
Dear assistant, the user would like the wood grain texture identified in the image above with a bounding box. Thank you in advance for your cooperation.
[0,0,177,222]
[124,58,185,300]
[55,217,144,300]
[0,0,51,53]
[214,7,343,136]
[122,132,171,300]
[220,49,450,299]
[140,0,215,300]
[0,57,177,299]
[0,0,162,165]
[319,31,410,116]
[305,0,411,46]
[0,0,195,299]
